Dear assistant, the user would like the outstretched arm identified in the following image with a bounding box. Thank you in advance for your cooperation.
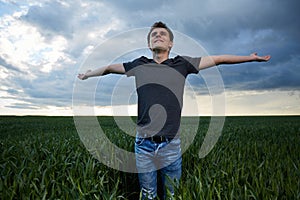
[199,53,271,70]
[77,63,125,80]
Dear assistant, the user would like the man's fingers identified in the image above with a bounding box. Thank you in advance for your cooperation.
[265,55,271,60]
[77,74,85,80]
[259,55,271,62]
[261,55,271,61]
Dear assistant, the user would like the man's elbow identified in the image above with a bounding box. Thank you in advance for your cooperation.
[211,56,224,65]
[102,65,111,75]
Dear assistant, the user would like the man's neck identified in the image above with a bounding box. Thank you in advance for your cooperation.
[152,49,169,64]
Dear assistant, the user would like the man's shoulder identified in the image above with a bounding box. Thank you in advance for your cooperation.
[172,55,194,61]
[170,55,196,64]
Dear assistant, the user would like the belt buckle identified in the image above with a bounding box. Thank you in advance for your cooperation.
[151,135,165,143]
[158,136,164,142]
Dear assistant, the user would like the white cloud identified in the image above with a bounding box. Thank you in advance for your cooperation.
[0,13,72,74]
[0,67,9,79]
[0,0,299,116]
[225,90,300,115]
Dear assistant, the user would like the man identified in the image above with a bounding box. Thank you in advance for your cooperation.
[78,21,271,199]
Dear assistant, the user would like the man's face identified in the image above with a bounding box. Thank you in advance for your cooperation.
[148,28,173,52]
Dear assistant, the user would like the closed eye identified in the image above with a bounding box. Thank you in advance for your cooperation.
[151,31,168,37]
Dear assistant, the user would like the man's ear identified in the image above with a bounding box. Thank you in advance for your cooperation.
[168,41,173,50]
[148,43,153,51]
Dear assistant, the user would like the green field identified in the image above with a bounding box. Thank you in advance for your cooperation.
[1,116,299,199]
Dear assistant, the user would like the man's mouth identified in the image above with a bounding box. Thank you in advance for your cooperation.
[154,39,164,43]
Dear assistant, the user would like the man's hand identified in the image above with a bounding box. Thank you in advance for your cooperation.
[250,52,271,62]
[77,70,92,80]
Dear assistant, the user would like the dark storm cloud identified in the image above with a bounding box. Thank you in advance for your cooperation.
[101,0,172,12]
[21,1,76,38]
[175,0,300,91]
[217,56,300,91]
[2,67,76,110]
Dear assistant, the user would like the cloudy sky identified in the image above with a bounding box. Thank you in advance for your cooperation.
[0,0,299,116]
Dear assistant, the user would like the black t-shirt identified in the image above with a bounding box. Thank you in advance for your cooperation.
[123,55,201,138]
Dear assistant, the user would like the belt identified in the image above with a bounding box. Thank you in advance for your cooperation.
[146,135,172,143]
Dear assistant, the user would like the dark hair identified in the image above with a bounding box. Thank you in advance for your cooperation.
[147,21,174,44]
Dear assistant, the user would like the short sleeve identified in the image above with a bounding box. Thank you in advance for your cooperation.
[181,56,201,74]
[123,56,148,77]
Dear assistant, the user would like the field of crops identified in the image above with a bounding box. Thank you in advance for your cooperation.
[0,116,299,199]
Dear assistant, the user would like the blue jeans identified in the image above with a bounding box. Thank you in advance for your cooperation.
[135,136,182,199]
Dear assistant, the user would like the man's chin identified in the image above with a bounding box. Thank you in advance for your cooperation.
[151,46,169,52]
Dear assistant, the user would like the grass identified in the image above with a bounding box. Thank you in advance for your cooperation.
[0,116,299,199]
